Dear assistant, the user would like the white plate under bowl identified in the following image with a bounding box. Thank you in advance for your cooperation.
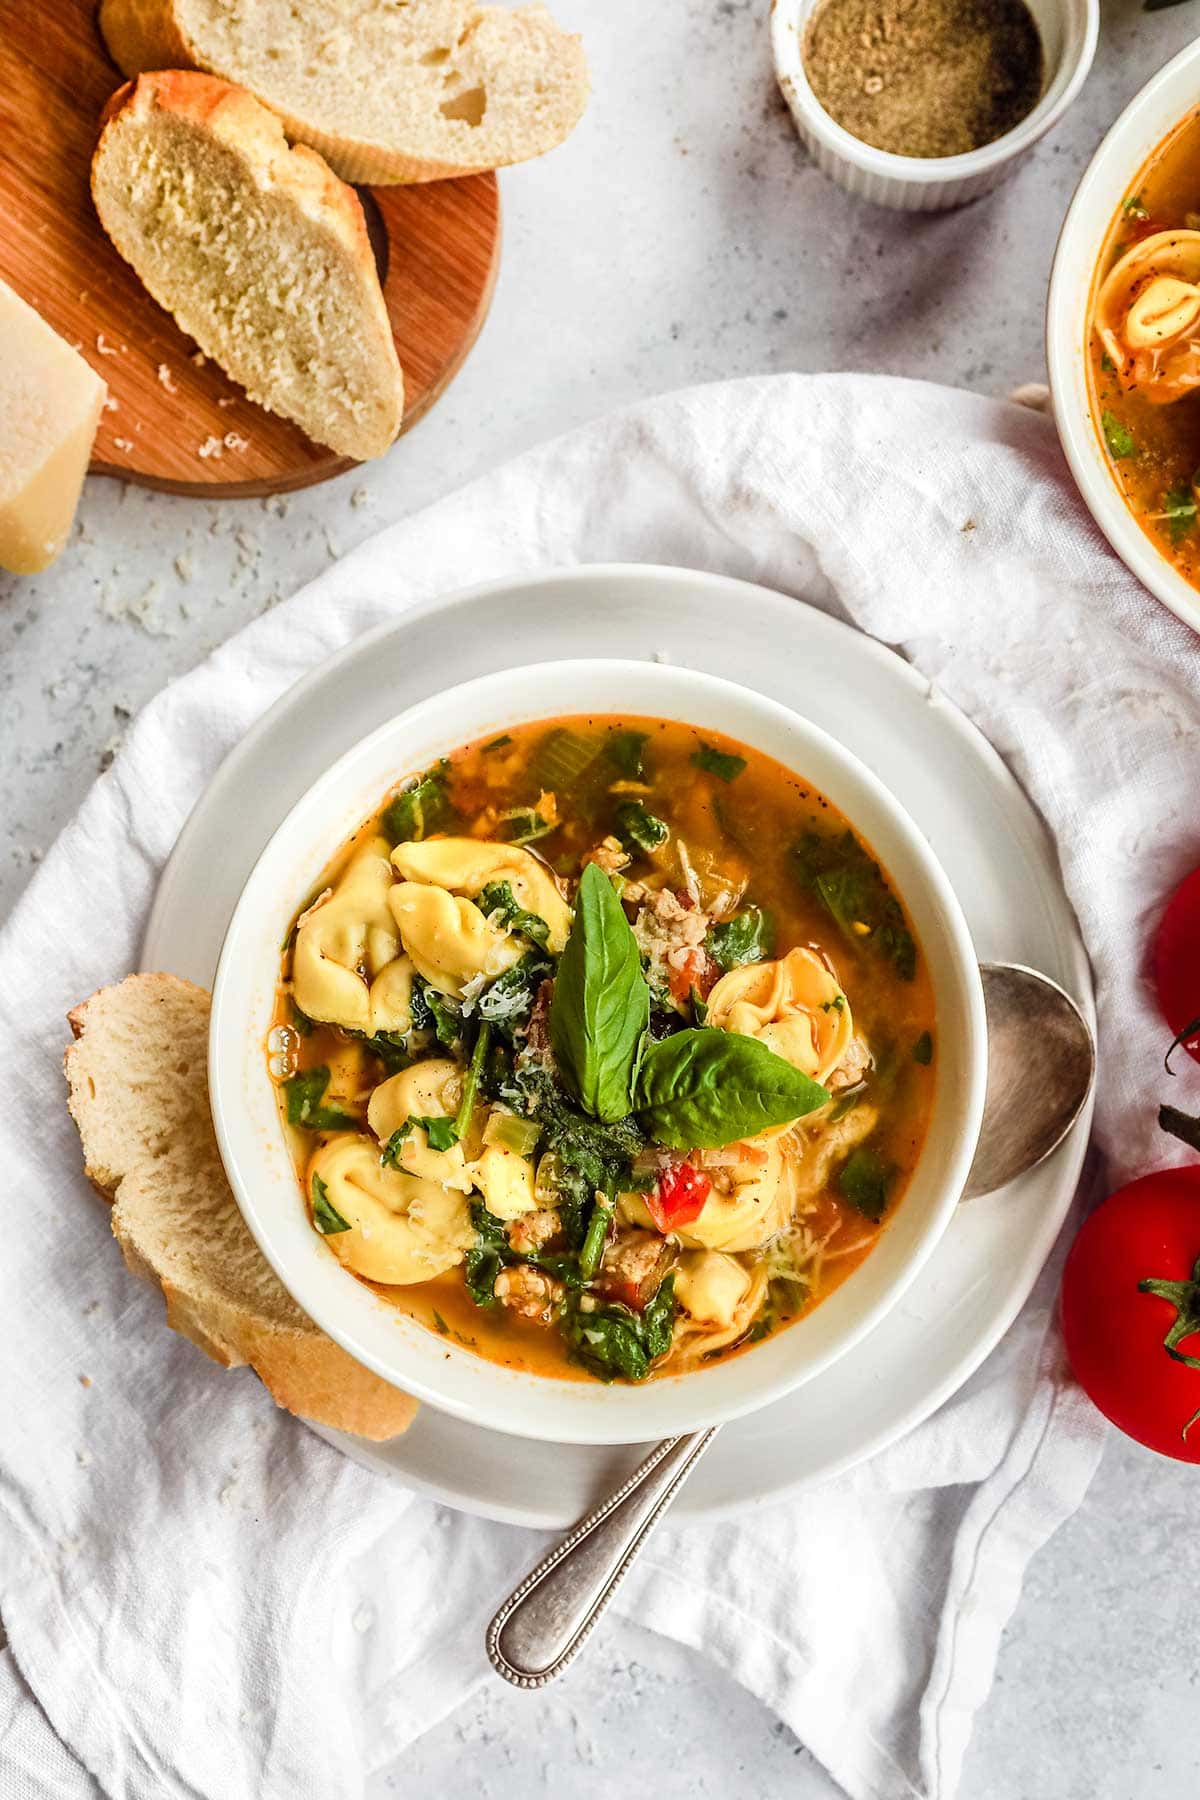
[143,565,1094,1525]
[1048,36,1200,637]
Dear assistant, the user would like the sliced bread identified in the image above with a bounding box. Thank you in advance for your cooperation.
[65,973,417,1441]
[92,71,404,460]
[99,0,589,185]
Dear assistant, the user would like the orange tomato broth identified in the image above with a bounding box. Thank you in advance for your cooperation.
[272,714,936,1380]
[1087,109,1200,590]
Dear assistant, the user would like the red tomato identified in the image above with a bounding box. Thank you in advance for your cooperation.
[1061,1168,1200,1462]
[1154,865,1200,1068]
[646,1162,711,1233]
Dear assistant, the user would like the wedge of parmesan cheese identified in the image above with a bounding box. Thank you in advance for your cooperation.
[0,281,106,575]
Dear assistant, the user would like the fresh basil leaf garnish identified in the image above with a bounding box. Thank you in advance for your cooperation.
[837,1145,893,1222]
[312,1172,351,1235]
[792,829,916,980]
[550,863,650,1122]
[706,906,774,971]
[636,1028,828,1148]
[614,801,669,853]
[478,879,551,948]
[382,762,453,844]
[284,1066,358,1131]
[691,742,746,783]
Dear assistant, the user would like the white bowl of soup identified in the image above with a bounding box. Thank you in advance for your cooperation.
[209,659,987,1445]
[1048,38,1200,634]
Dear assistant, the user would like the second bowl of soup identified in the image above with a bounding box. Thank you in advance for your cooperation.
[210,659,986,1443]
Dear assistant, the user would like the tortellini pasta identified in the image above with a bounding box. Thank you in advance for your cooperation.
[674,1250,751,1329]
[1095,231,1200,404]
[308,1136,474,1285]
[707,947,852,1095]
[292,838,405,1033]
[367,1058,474,1191]
[470,1143,538,1220]
[388,882,523,996]
[622,1140,801,1253]
[393,838,572,952]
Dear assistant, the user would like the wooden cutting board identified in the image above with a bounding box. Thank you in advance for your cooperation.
[0,0,501,496]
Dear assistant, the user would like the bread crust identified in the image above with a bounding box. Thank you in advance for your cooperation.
[65,974,418,1442]
[98,0,589,184]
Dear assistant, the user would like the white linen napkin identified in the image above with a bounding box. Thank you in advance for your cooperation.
[2,372,1193,1800]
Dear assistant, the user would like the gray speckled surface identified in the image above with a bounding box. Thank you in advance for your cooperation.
[5,1,1199,1793]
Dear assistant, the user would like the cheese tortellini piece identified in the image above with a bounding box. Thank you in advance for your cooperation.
[674,1250,751,1329]
[470,1143,538,1220]
[621,1140,801,1253]
[388,882,523,996]
[308,1136,474,1285]
[1095,230,1200,404]
[393,838,572,951]
[367,1058,474,1191]
[292,838,408,1033]
[707,947,852,1091]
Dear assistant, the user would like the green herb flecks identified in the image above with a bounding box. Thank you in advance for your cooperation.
[792,829,917,980]
[706,906,774,971]
[550,862,650,1122]
[478,879,552,948]
[483,734,513,752]
[636,1028,828,1148]
[1101,409,1137,461]
[382,762,453,844]
[284,1066,358,1132]
[1121,194,1150,219]
[614,801,669,854]
[691,742,747,783]
[838,1145,894,1222]
[559,1276,676,1382]
[311,1172,351,1235]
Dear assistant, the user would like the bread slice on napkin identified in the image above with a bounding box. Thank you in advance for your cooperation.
[99,0,589,185]
[91,70,404,460]
[65,973,417,1441]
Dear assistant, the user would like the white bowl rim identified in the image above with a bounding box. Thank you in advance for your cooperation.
[1047,35,1200,637]
[770,0,1098,186]
[209,655,988,1445]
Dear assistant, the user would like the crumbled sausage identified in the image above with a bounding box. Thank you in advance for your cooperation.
[581,836,631,876]
[829,1035,870,1091]
[507,1207,562,1256]
[494,1265,563,1321]
[599,1230,672,1310]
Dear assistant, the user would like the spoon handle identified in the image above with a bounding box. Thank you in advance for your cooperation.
[486,1427,717,1688]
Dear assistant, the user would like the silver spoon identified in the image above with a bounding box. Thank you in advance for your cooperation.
[486,961,1095,1689]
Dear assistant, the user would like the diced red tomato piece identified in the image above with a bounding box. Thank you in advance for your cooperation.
[666,948,717,1005]
[646,1161,711,1233]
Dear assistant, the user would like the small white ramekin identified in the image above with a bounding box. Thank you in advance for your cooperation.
[771,0,1098,212]
[1048,37,1200,637]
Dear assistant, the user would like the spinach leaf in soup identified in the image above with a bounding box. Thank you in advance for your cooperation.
[463,1203,509,1306]
[477,879,551,949]
[311,1172,351,1235]
[614,801,668,854]
[912,1031,933,1066]
[382,762,453,844]
[284,1066,358,1132]
[791,829,917,980]
[1101,410,1137,462]
[691,742,747,783]
[636,1028,828,1148]
[560,1276,677,1382]
[476,951,552,1031]
[706,906,774,971]
[498,807,554,846]
[838,1144,894,1222]
[502,1060,646,1248]
[606,729,649,780]
[382,1114,459,1166]
[1163,479,1198,545]
[549,863,650,1122]
[412,978,462,1049]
